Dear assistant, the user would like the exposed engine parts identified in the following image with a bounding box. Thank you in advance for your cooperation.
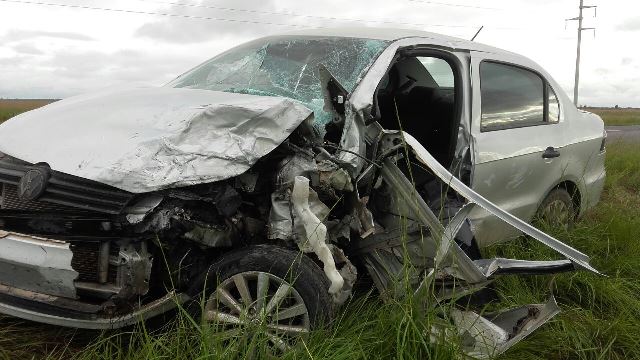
[291,176,343,294]
[73,239,153,300]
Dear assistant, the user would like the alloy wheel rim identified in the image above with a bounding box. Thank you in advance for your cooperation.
[204,271,310,351]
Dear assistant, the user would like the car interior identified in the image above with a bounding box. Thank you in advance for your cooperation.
[371,53,475,251]
[374,54,461,191]
[376,55,459,166]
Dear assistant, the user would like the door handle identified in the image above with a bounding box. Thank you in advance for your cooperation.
[542,147,560,159]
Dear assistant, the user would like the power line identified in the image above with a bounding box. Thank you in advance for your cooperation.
[1,0,491,31]
[406,0,501,10]
[0,0,306,27]
[0,0,519,37]
[123,0,479,29]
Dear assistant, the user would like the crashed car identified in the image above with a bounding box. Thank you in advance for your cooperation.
[0,28,605,357]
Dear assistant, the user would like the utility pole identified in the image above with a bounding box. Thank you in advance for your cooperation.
[566,0,596,107]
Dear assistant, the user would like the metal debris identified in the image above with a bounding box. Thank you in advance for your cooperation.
[291,176,344,294]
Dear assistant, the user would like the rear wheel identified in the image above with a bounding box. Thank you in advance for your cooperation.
[193,245,333,352]
[535,188,575,230]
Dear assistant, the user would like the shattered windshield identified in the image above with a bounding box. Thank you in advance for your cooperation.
[168,36,389,126]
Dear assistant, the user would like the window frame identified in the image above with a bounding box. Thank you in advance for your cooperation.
[479,59,559,132]
[370,46,465,166]
[371,46,464,126]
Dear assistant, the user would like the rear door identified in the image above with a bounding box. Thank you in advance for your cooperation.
[468,52,566,246]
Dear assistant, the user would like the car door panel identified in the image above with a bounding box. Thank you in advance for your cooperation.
[468,52,568,247]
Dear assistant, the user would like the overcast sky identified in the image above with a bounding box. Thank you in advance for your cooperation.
[0,0,638,107]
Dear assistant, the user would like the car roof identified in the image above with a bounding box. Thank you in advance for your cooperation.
[284,27,520,58]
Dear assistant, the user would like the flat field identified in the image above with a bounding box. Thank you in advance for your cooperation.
[586,107,640,126]
[0,99,56,123]
[0,101,638,359]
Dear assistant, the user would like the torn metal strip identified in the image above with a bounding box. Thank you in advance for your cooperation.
[474,258,575,277]
[436,202,476,266]
[399,132,601,275]
[380,159,486,283]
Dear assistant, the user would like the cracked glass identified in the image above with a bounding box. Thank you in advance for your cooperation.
[168,36,389,127]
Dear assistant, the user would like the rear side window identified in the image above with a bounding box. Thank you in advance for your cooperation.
[480,62,546,131]
[419,57,454,88]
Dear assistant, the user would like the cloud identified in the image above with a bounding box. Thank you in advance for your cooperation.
[1,29,94,42]
[0,47,199,99]
[580,80,640,107]
[134,0,292,44]
[45,48,196,81]
[0,55,29,66]
[0,0,639,106]
[132,0,483,44]
[617,17,640,31]
[11,43,44,55]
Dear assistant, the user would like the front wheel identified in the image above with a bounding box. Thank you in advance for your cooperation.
[193,244,333,351]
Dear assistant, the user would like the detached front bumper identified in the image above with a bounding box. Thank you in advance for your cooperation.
[0,229,186,329]
[0,230,78,298]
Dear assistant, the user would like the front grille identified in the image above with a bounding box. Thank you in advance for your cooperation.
[1,183,83,213]
[71,242,100,282]
[0,154,134,214]
[70,242,119,283]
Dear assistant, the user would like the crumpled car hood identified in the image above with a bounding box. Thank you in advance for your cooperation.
[0,87,312,193]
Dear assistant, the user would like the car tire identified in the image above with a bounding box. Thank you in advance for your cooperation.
[535,188,576,230]
[189,244,333,347]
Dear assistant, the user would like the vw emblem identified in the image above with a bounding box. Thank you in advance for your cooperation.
[17,167,49,201]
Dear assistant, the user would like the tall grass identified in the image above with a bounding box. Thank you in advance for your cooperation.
[61,295,462,360]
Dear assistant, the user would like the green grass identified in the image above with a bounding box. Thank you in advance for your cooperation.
[0,102,638,359]
[586,108,640,126]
